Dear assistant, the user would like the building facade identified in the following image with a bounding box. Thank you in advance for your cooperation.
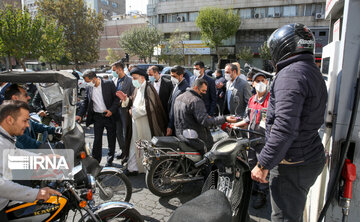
[85,0,125,19]
[147,0,329,69]
[20,0,125,19]
[95,15,148,67]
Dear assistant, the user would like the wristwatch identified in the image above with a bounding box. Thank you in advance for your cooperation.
[257,162,266,170]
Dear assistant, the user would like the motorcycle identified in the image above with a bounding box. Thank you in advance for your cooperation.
[4,160,143,222]
[195,126,265,221]
[136,126,228,197]
[0,71,132,204]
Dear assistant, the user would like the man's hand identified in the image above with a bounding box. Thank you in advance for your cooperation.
[36,187,62,201]
[75,116,82,122]
[38,110,47,117]
[166,128,172,136]
[104,110,112,117]
[251,166,269,184]
[116,91,127,101]
[226,116,237,123]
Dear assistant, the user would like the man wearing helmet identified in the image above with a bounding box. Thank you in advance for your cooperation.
[251,23,327,221]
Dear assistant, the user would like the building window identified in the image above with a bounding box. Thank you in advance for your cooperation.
[319,31,326,36]
[101,0,109,5]
[189,12,198,22]
[159,14,167,23]
[283,6,297,17]
[240,9,251,19]
[112,2,118,8]
[267,7,281,17]
[253,8,265,18]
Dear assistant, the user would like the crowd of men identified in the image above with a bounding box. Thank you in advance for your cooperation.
[0,23,327,222]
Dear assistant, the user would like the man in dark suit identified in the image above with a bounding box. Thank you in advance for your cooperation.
[111,60,135,161]
[76,70,119,166]
[166,65,189,136]
[147,65,173,117]
[224,63,252,117]
[190,61,217,116]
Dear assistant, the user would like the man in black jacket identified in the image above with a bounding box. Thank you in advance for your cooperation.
[166,65,189,136]
[111,60,134,161]
[76,70,119,166]
[251,24,327,222]
[190,61,217,116]
[174,79,236,151]
[147,65,173,117]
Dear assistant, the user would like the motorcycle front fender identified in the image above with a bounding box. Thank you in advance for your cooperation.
[101,166,124,174]
[93,201,134,215]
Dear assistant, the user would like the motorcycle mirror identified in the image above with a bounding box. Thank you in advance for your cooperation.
[182,129,198,139]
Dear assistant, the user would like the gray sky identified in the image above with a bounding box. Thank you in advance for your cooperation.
[126,0,149,14]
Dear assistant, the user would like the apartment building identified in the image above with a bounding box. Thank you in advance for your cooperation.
[147,0,329,69]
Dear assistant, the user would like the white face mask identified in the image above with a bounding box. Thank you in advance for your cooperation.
[171,76,179,85]
[225,73,232,81]
[132,79,141,88]
[193,69,201,77]
[212,73,217,78]
[255,81,267,93]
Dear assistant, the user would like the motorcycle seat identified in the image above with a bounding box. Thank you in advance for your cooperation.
[151,136,200,153]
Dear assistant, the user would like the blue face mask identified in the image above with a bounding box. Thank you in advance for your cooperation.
[149,76,155,83]
[132,79,141,88]
[112,71,118,78]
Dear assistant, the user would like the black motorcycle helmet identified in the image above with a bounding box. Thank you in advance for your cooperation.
[267,23,315,66]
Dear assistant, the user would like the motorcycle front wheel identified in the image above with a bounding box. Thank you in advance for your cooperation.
[145,157,185,197]
[81,207,144,222]
[94,171,132,204]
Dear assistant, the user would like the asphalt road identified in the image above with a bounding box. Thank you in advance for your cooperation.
[78,125,271,222]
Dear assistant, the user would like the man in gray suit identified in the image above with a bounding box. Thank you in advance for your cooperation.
[224,63,252,117]
[111,60,135,161]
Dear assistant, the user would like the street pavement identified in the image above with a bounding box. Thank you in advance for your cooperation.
[82,125,271,222]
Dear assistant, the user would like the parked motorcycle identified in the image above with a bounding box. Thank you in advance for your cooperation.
[5,161,143,222]
[53,123,133,204]
[0,71,132,205]
[136,127,228,197]
[195,126,265,221]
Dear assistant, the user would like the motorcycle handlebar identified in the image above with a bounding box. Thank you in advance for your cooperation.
[230,126,265,137]
[195,157,208,168]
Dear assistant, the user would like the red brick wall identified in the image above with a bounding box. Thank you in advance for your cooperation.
[97,22,147,66]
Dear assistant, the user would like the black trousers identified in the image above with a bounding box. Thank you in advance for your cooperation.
[269,155,326,222]
[116,107,128,158]
[92,113,116,163]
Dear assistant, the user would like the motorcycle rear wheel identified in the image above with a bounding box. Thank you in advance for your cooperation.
[145,157,185,197]
[94,171,132,204]
[82,207,144,222]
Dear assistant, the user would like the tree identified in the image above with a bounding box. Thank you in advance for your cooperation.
[118,26,162,64]
[259,41,273,71]
[195,7,240,68]
[105,48,122,65]
[161,30,189,65]
[0,5,52,71]
[237,46,253,64]
[38,19,66,70]
[259,41,271,60]
[37,0,104,70]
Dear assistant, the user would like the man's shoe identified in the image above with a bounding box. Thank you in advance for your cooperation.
[252,192,267,209]
[123,169,138,177]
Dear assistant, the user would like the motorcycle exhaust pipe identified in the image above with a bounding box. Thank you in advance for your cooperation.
[170,176,204,184]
